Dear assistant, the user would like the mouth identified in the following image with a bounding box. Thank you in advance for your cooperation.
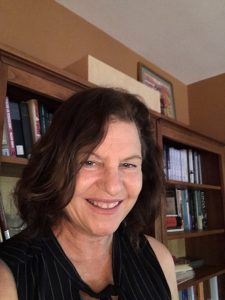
[86,199,121,209]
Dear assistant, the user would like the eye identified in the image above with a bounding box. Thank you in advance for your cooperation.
[121,162,137,169]
[82,160,96,167]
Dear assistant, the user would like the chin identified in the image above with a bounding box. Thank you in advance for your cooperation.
[90,222,121,237]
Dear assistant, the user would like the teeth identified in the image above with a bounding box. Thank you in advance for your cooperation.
[88,200,119,209]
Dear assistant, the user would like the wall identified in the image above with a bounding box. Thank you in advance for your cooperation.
[0,0,189,124]
[188,73,225,143]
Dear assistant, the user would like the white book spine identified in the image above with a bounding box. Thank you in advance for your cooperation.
[209,276,219,300]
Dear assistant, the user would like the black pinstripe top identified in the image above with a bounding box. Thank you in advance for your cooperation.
[0,227,171,300]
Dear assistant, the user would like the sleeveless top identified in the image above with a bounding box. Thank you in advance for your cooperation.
[0,228,171,300]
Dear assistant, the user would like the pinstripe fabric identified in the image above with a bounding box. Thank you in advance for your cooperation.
[0,227,171,300]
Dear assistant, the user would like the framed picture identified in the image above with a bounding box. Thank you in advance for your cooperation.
[138,62,176,119]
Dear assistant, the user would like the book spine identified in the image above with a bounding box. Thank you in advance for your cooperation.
[9,100,25,157]
[197,282,205,300]
[27,99,41,143]
[209,276,219,300]
[182,189,191,231]
[39,103,47,135]
[188,149,195,183]
[20,101,33,158]
[4,96,16,156]
[1,115,10,156]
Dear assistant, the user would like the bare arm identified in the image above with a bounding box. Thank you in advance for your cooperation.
[0,260,18,300]
[145,236,179,300]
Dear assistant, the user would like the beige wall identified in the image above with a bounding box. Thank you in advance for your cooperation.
[188,73,225,143]
[0,0,189,124]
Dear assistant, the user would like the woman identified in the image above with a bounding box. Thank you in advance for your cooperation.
[0,87,178,299]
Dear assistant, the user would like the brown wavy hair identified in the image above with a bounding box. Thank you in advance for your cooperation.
[14,87,164,240]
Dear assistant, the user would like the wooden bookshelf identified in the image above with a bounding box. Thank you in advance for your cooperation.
[0,45,93,175]
[156,117,225,298]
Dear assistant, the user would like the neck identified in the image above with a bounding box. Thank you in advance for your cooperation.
[52,219,113,262]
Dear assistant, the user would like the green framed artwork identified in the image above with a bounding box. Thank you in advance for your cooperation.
[138,63,176,119]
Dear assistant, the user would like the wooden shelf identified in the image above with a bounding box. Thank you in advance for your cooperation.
[166,179,221,191]
[178,265,225,290]
[167,229,225,240]
[0,156,28,166]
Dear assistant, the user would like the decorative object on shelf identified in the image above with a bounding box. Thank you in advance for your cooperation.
[138,62,176,119]
[72,55,161,113]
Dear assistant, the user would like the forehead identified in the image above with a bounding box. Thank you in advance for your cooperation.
[95,120,141,154]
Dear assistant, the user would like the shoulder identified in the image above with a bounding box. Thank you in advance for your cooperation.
[0,234,38,260]
[0,259,18,300]
[145,235,179,300]
[145,235,173,263]
[0,233,50,274]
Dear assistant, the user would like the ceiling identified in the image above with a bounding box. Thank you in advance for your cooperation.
[56,0,225,85]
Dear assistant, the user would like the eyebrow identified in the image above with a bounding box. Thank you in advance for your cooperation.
[89,152,142,161]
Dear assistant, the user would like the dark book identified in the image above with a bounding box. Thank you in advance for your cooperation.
[19,101,33,158]
[39,103,48,135]
[9,100,25,157]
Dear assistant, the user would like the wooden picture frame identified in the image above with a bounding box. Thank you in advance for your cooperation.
[138,63,176,119]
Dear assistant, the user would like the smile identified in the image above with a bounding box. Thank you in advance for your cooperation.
[86,199,120,209]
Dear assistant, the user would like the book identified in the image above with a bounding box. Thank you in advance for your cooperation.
[166,215,183,231]
[39,103,53,135]
[166,189,177,215]
[194,190,203,230]
[1,115,10,156]
[175,263,193,273]
[187,149,195,183]
[197,282,204,300]
[176,269,195,284]
[27,99,41,143]
[0,191,10,240]
[180,148,188,182]
[188,190,197,230]
[19,101,33,158]
[187,286,195,300]
[200,191,208,230]
[209,276,219,300]
[181,189,191,231]
[9,100,25,157]
[175,256,204,269]
[4,96,16,156]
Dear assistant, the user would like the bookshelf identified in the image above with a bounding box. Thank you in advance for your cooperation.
[0,46,225,299]
[156,116,225,298]
[0,46,93,228]
[0,46,93,165]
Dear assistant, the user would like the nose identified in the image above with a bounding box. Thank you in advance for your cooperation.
[100,167,123,196]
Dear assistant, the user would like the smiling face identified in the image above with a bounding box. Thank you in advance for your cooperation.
[64,120,143,238]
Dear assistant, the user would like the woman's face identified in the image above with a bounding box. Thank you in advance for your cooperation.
[65,120,143,237]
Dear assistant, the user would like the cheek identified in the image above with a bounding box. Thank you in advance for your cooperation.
[127,172,143,197]
[75,171,96,194]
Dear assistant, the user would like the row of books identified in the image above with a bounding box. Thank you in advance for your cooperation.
[175,256,204,285]
[178,277,219,300]
[166,188,207,232]
[163,145,202,184]
[179,286,195,300]
[176,263,195,285]
[2,96,53,158]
